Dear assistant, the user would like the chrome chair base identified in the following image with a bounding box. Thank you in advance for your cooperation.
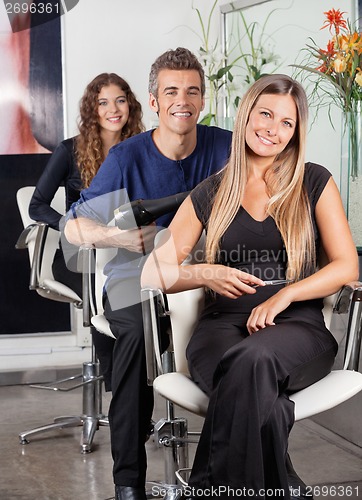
[18,360,108,454]
[145,353,195,500]
[146,482,184,500]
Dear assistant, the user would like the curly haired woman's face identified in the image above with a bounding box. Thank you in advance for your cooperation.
[97,84,130,134]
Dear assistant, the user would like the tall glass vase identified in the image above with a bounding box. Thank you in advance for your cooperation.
[340,103,362,249]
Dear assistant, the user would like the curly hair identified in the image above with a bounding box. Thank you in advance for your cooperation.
[148,47,205,97]
[75,73,144,188]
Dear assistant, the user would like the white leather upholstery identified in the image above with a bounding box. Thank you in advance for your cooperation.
[90,247,117,338]
[167,288,204,374]
[290,369,362,420]
[16,186,82,305]
[91,314,114,338]
[154,372,209,416]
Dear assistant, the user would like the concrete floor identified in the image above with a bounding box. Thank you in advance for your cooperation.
[0,380,361,500]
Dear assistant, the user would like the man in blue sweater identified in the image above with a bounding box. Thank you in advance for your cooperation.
[65,47,232,500]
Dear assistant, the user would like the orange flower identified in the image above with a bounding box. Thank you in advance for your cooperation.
[295,8,361,180]
[339,32,362,56]
[321,8,348,35]
[355,68,362,87]
[319,40,336,58]
[333,55,347,73]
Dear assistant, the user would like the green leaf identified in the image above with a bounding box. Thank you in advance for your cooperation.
[199,113,215,126]
[216,65,233,79]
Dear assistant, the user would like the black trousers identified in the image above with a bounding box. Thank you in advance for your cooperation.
[52,248,115,391]
[104,297,152,487]
[186,312,338,499]
[103,285,170,487]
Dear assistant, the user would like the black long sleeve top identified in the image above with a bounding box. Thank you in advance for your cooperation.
[29,137,82,230]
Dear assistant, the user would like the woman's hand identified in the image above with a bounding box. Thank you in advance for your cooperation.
[246,288,292,334]
[201,265,265,299]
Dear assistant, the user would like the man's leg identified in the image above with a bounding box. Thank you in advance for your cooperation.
[104,296,153,496]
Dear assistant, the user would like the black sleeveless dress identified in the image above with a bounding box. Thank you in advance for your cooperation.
[186,163,339,496]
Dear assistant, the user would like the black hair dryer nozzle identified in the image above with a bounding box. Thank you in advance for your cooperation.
[114,191,190,229]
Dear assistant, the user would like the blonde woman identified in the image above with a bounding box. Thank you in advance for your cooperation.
[143,74,358,498]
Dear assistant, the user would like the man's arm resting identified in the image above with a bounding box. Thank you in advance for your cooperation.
[64,217,121,248]
[64,217,155,253]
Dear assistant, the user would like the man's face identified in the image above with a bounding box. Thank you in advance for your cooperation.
[149,69,204,137]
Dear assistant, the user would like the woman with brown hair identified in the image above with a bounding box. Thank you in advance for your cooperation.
[143,74,358,498]
[29,72,144,389]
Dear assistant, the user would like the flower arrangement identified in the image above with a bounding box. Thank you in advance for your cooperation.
[192,0,281,126]
[193,0,232,126]
[294,8,362,178]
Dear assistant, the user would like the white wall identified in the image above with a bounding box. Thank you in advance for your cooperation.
[62,0,213,133]
[62,0,355,184]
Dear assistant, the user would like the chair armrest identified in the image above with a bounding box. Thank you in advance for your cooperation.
[333,281,362,314]
[15,222,49,290]
[344,282,362,371]
[80,246,95,327]
[141,287,169,385]
[15,224,38,249]
[333,282,362,371]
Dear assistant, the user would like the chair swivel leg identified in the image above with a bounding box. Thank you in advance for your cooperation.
[19,416,83,445]
[146,352,190,500]
[19,359,108,453]
[80,360,108,453]
[147,402,188,500]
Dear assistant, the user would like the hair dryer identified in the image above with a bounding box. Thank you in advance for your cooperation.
[114,191,190,229]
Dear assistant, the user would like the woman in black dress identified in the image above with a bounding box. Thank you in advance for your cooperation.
[142,74,358,498]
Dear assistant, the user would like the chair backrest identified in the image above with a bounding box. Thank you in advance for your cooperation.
[16,186,66,282]
[93,247,118,315]
[167,288,205,374]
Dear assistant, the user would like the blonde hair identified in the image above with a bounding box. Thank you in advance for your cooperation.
[205,74,315,281]
[75,73,144,188]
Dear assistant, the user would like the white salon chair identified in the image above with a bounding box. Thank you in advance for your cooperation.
[140,281,362,497]
[16,186,108,453]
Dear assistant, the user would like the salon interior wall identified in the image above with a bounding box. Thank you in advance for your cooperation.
[1,0,359,387]
[63,0,355,187]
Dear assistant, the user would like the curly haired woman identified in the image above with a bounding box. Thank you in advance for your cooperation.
[29,73,144,389]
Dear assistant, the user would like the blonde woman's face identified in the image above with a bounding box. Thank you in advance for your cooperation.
[245,93,297,160]
[97,84,129,134]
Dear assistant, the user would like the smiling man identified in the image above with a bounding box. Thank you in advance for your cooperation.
[64,48,232,500]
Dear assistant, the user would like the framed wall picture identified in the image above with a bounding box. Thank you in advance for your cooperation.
[0,2,69,334]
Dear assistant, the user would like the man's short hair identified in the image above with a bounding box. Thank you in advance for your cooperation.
[148,47,205,97]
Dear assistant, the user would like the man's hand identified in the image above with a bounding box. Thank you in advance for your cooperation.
[115,224,157,254]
